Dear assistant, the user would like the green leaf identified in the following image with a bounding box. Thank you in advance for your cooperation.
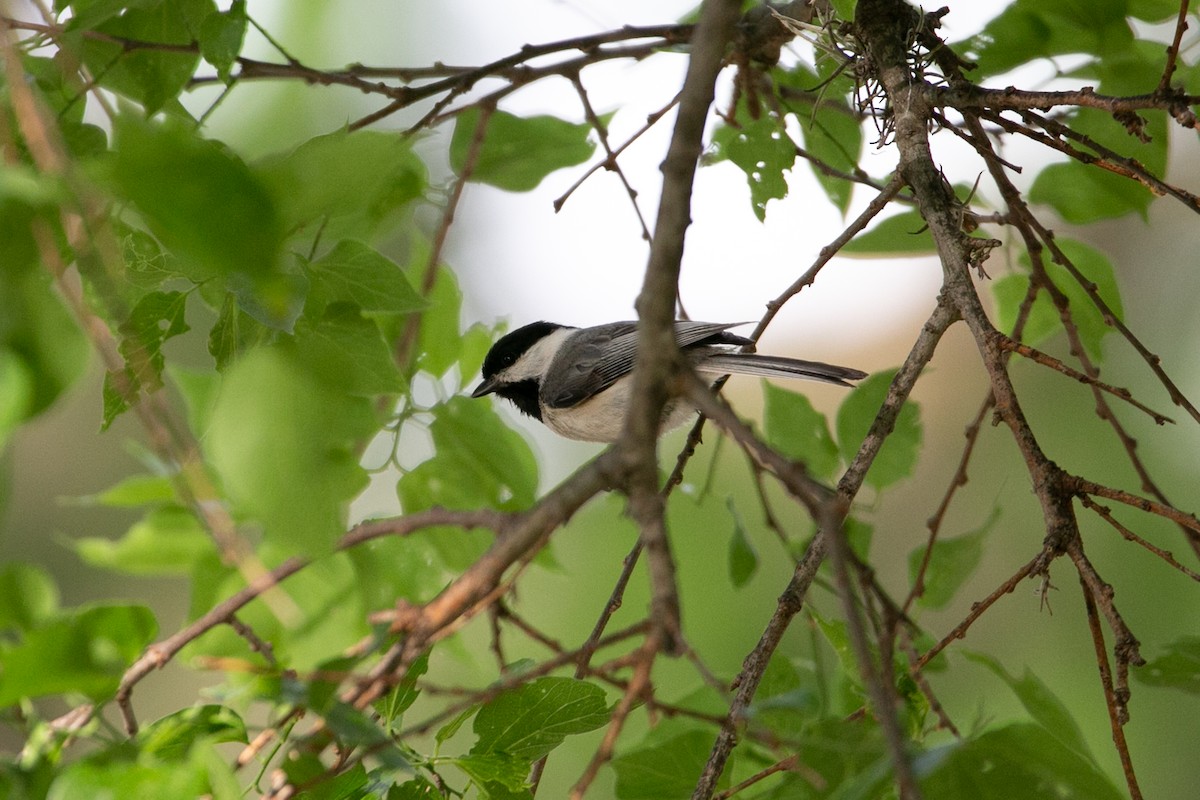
[47,757,213,800]
[0,269,89,417]
[21,54,87,125]
[919,723,1122,800]
[280,753,369,799]
[226,254,309,333]
[777,63,863,214]
[98,289,192,429]
[753,717,889,799]
[460,324,495,380]
[81,473,177,508]
[471,677,610,761]
[0,163,64,207]
[726,499,758,588]
[455,753,530,792]
[710,117,797,221]
[1134,637,1200,694]
[0,563,59,633]
[390,777,442,799]
[0,604,157,705]
[1029,160,1152,223]
[612,729,727,799]
[198,0,246,83]
[61,120,110,158]
[840,210,936,256]
[79,0,214,115]
[292,305,406,395]
[811,609,862,696]
[844,515,874,561]
[745,655,819,740]
[762,380,840,480]
[477,779,533,800]
[907,509,997,609]
[0,349,35,451]
[75,505,215,576]
[344,534,448,616]
[113,222,181,301]
[109,115,282,282]
[207,293,270,370]
[962,0,1133,79]
[138,705,248,761]
[257,129,426,240]
[101,370,130,431]
[323,702,410,770]
[118,290,190,390]
[429,396,539,508]
[0,198,39,274]
[962,652,1092,760]
[451,108,595,192]
[378,652,429,732]
[1071,38,1172,98]
[992,239,1124,360]
[207,347,376,555]
[436,705,479,746]
[64,0,164,32]
[22,55,109,158]
[828,0,856,20]
[309,240,426,315]
[835,370,922,491]
[801,121,860,214]
[991,273,1059,345]
[412,264,465,379]
[396,459,495,570]
[168,363,221,438]
[1128,0,1182,21]
[1031,100,1167,221]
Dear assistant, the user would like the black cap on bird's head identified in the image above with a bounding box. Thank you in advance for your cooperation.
[472,321,564,397]
[471,321,569,420]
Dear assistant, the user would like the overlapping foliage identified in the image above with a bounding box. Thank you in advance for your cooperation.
[2,1,1199,799]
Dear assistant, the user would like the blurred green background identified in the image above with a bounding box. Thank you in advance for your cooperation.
[3,1,1200,797]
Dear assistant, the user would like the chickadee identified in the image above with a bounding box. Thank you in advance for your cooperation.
[472,320,866,442]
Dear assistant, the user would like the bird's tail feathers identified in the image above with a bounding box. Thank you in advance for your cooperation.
[700,353,867,386]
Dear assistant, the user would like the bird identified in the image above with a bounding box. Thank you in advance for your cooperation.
[471,320,866,442]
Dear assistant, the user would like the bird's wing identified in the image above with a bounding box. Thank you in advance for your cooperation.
[672,320,752,349]
[542,321,749,408]
[541,321,637,409]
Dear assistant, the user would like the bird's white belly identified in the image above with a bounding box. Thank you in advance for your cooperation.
[542,387,697,442]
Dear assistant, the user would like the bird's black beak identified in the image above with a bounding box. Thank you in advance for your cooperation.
[471,378,498,398]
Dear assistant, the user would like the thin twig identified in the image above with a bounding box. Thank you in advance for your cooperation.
[394,102,494,370]
[994,333,1173,425]
[565,72,654,241]
[1077,572,1144,800]
[1157,0,1192,94]
[1080,496,1200,582]
[569,638,659,799]
[620,0,744,655]
[913,553,1043,672]
[904,397,991,613]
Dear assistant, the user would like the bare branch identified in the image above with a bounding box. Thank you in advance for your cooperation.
[621,0,744,653]
[995,332,1174,425]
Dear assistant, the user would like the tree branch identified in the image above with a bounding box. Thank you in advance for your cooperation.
[621,0,744,652]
